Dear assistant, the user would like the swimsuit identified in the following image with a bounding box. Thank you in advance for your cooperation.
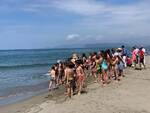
[78,75,84,81]
[76,72,84,82]
[97,65,102,74]
[68,79,74,88]
[102,60,108,70]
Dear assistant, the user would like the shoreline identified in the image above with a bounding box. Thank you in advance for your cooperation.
[0,70,94,113]
[0,81,50,106]
[1,56,150,113]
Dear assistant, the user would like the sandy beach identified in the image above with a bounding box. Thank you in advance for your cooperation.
[1,0,150,112]
[1,56,150,113]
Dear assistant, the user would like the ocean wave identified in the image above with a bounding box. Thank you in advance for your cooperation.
[0,63,52,69]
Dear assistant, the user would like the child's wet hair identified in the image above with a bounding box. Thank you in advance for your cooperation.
[66,61,75,68]
[51,66,55,70]
[75,59,83,65]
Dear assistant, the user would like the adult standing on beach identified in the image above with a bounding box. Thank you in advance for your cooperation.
[121,45,127,68]
[139,47,146,69]
[71,53,79,65]
[82,53,87,64]
[142,46,146,66]
[132,47,139,68]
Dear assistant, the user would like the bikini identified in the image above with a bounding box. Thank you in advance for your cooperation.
[78,74,84,81]
[77,67,84,82]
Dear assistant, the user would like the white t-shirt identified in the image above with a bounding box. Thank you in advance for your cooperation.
[135,48,139,55]
[142,48,146,53]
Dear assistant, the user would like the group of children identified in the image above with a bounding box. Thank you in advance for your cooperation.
[48,46,146,98]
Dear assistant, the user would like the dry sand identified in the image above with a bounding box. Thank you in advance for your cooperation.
[1,56,150,113]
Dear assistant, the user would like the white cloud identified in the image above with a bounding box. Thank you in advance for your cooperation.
[50,0,150,19]
[51,0,109,16]
[1,0,150,45]
[37,0,150,43]
[65,34,105,43]
[66,34,80,41]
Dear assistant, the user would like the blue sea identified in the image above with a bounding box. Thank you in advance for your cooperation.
[0,47,149,105]
[0,48,102,105]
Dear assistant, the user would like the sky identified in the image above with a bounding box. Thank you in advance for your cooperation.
[0,0,150,49]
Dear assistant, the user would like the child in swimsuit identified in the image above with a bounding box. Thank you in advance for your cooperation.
[65,62,75,98]
[101,51,109,84]
[49,66,56,91]
[76,60,85,95]
[96,55,103,83]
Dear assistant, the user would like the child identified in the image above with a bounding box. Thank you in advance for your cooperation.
[49,66,56,91]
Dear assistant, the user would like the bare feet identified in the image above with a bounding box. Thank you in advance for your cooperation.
[49,88,51,91]
[94,80,97,83]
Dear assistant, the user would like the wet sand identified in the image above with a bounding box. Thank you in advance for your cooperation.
[1,56,150,113]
